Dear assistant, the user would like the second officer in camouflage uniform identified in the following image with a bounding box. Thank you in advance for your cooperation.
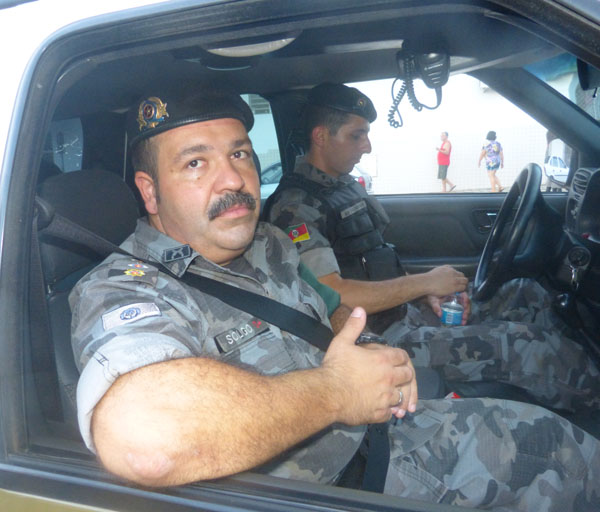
[264,82,600,414]
[71,88,600,510]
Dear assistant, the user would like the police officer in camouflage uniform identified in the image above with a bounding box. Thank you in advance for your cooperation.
[264,82,600,414]
[70,88,600,509]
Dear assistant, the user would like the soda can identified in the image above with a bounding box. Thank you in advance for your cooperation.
[441,295,463,326]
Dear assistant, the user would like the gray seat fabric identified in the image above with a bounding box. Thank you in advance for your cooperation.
[36,169,139,434]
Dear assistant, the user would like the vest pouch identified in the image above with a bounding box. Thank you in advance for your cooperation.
[361,244,407,333]
[337,207,375,237]
[335,205,385,255]
[361,244,406,280]
[344,230,385,256]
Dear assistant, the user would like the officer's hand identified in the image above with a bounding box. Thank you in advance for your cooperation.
[389,355,418,419]
[425,294,443,317]
[321,307,417,425]
[426,292,471,325]
[459,292,471,323]
[424,265,468,297]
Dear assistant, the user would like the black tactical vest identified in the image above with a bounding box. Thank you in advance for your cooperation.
[263,172,407,332]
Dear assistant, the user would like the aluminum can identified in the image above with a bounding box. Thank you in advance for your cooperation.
[441,295,463,326]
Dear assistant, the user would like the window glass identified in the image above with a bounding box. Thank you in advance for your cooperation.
[242,94,281,199]
[42,118,83,173]
[350,73,573,194]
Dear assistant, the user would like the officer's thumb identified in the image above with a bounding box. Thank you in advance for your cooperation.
[332,307,367,347]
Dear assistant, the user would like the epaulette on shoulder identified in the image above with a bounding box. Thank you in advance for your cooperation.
[106,258,160,286]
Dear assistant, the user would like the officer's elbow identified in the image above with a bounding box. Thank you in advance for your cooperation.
[121,449,176,486]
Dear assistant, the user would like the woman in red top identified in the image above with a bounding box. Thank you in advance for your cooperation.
[436,131,455,192]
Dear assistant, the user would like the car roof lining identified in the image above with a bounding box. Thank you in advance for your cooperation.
[52,4,558,119]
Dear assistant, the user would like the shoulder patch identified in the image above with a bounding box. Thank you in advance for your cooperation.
[124,268,146,277]
[102,302,161,331]
[286,223,310,243]
[108,259,159,285]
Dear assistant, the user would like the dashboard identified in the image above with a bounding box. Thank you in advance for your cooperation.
[561,167,600,321]
[566,167,600,243]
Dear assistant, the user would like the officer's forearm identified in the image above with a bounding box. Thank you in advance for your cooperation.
[329,303,352,334]
[91,356,338,487]
[318,272,429,314]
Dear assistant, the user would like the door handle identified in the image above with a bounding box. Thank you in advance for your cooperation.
[472,209,499,233]
[481,212,497,229]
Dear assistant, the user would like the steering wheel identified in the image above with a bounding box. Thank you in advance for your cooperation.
[473,163,542,301]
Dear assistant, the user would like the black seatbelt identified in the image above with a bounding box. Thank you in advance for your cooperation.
[35,195,389,492]
[361,423,389,493]
[30,210,63,421]
[37,198,333,351]
[180,271,333,351]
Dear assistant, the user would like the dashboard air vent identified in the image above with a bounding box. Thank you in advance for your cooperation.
[572,168,592,195]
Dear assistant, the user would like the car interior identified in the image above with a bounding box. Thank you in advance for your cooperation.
[2,0,600,510]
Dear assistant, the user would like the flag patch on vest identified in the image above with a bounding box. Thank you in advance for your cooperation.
[286,223,310,243]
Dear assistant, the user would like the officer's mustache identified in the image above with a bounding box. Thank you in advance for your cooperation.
[208,192,257,220]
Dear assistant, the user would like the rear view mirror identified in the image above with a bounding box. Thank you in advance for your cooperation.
[577,59,600,90]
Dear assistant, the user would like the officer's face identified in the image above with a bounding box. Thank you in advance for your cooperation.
[135,118,260,265]
[323,114,371,177]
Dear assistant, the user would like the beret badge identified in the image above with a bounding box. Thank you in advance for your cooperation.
[137,96,169,132]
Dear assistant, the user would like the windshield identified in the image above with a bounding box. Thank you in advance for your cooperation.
[527,53,600,122]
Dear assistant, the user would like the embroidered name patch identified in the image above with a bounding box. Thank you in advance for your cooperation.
[340,200,367,219]
[214,317,269,353]
[286,223,310,243]
[102,303,161,331]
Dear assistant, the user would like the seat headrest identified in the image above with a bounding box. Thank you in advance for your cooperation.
[37,169,140,287]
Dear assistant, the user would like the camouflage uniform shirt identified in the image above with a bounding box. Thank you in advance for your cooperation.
[70,219,600,509]
[70,218,365,483]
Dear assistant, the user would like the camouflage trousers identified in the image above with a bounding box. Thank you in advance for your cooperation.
[385,397,600,510]
[382,278,600,412]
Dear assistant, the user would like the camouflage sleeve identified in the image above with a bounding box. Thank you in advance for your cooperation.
[69,256,209,452]
[266,188,340,277]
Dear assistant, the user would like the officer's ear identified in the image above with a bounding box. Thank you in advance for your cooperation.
[311,125,328,148]
[135,171,159,215]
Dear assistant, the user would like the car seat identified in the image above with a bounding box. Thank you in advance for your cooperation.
[34,169,139,437]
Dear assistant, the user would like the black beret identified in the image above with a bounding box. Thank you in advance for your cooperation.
[127,90,254,147]
[307,83,377,123]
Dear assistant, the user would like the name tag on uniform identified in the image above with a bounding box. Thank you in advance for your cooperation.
[340,200,367,219]
[214,317,269,353]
